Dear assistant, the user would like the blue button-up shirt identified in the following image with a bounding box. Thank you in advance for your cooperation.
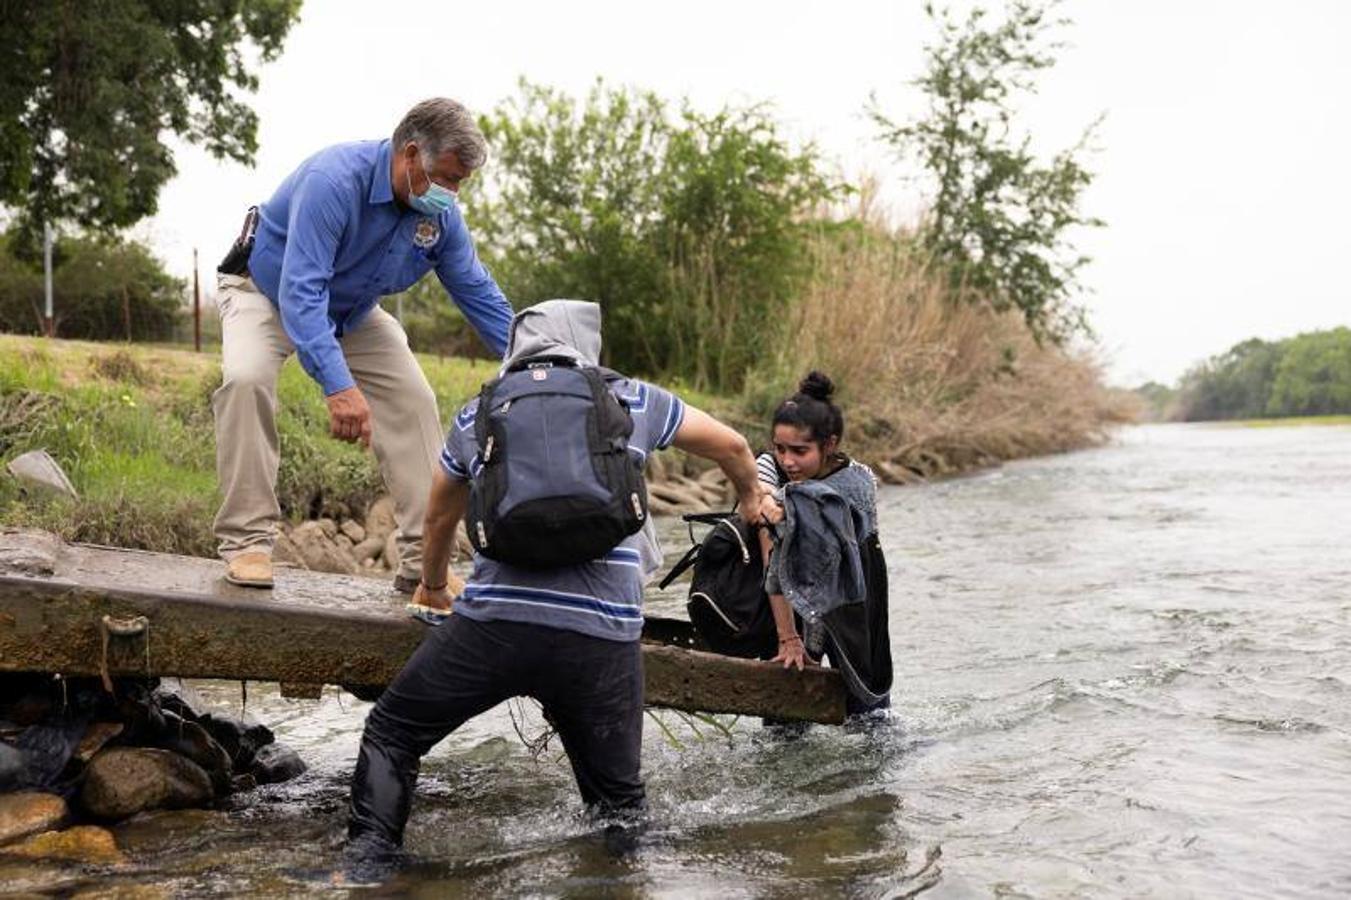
[246,139,513,396]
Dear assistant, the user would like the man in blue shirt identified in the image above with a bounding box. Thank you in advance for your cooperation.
[213,98,513,590]
[345,300,777,861]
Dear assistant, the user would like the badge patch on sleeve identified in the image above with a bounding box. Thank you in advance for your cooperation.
[413,218,441,249]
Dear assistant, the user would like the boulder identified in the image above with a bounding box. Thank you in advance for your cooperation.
[156,712,231,795]
[74,722,124,764]
[248,742,306,785]
[317,517,338,539]
[3,826,125,866]
[196,712,273,771]
[5,450,77,500]
[340,519,366,543]
[382,530,400,571]
[272,530,308,568]
[351,535,385,564]
[364,496,397,542]
[335,534,354,554]
[80,748,213,821]
[0,792,68,846]
[0,742,23,790]
[289,521,357,575]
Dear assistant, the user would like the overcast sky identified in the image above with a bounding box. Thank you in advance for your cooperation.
[139,0,1351,386]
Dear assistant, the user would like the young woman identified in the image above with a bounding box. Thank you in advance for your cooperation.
[757,372,893,715]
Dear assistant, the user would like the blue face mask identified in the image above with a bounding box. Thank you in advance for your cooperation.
[407,159,455,216]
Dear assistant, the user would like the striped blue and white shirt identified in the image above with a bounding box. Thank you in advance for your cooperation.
[439,375,686,642]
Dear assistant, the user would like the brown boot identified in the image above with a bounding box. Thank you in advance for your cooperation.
[225,551,274,588]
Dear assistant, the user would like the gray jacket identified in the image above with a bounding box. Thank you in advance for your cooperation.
[768,467,873,623]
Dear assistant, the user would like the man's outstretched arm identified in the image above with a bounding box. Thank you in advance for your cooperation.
[670,406,776,524]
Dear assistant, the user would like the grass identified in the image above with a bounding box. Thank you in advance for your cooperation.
[0,334,494,555]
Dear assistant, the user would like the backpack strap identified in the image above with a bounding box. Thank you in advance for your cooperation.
[473,376,500,461]
[657,543,701,590]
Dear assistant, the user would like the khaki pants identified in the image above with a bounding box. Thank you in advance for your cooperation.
[212,274,443,579]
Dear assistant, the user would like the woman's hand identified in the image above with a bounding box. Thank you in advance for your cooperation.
[773,634,813,671]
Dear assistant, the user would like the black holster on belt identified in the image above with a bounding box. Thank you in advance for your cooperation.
[217,206,260,276]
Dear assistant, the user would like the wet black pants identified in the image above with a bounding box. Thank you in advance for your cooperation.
[348,615,646,848]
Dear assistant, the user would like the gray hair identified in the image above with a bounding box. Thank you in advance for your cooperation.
[392,98,488,170]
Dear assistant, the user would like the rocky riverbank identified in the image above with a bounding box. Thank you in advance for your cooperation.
[0,674,304,868]
[272,453,735,580]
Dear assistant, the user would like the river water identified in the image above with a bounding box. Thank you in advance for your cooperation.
[10,423,1350,897]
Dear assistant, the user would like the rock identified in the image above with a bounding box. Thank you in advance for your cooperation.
[351,535,385,563]
[289,521,357,575]
[648,481,705,510]
[0,742,23,791]
[364,496,397,542]
[335,534,354,554]
[248,742,306,785]
[340,519,366,543]
[0,529,61,576]
[382,530,400,571]
[5,450,77,499]
[0,793,68,846]
[229,773,257,794]
[272,530,308,568]
[317,517,338,539]
[697,467,728,487]
[80,748,213,821]
[74,722,124,764]
[645,451,668,482]
[156,712,231,795]
[196,712,273,770]
[361,557,376,569]
[3,826,125,866]
[647,494,681,517]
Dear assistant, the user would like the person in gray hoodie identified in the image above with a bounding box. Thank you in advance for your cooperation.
[346,300,775,863]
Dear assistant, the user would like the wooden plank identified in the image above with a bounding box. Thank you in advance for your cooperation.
[0,532,846,724]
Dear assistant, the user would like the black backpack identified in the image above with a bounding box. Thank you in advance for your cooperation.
[468,355,647,569]
[659,512,776,659]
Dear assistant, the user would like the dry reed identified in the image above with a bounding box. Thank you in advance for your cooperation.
[761,215,1134,482]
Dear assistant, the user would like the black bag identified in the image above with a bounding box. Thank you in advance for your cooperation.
[659,512,776,658]
[217,206,259,275]
[468,355,647,569]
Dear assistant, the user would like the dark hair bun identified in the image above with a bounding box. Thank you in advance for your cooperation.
[798,370,835,403]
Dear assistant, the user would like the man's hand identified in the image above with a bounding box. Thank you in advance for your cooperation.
[755,491,784,526]
[412,582,453,614]
[326,386,372,447]
[736,486,771,528]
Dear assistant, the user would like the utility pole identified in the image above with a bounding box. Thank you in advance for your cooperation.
[193,248,201,352]
[42,222,54,337]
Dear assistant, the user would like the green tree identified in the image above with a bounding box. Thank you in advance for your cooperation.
[0,0,301,253]
[870,1,1102,341]
[0,230,183,340]
[467,80,840,391]
[1267,328,1351,416]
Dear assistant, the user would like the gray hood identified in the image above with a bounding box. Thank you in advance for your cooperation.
[500,300,602,372]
